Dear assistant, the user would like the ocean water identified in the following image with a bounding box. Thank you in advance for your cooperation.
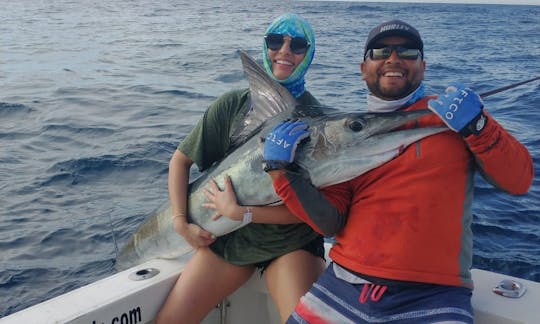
[1,0,539,318]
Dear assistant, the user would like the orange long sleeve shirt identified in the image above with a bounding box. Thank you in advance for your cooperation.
[274,97,533,288]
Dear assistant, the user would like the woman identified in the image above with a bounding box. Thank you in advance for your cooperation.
[155,13,326,324]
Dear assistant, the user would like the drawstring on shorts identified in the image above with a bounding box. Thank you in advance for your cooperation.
[359,283,388,303]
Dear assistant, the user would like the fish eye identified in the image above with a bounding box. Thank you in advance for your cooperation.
[347,120,364,132]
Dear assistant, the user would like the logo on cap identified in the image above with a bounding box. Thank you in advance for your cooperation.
[380,24,410,33]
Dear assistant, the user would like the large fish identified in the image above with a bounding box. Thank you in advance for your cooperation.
[115,51,446,270]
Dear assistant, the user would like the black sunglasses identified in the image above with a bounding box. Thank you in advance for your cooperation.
[264,33,310,55]
[365,45,422,61]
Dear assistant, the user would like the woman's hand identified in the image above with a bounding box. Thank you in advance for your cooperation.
[173,217,216,248]
[203,176,242,221]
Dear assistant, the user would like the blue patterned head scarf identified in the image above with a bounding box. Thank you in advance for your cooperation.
[262,13,315,98]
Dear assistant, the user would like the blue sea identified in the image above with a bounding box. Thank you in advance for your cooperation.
[1,0,539,318]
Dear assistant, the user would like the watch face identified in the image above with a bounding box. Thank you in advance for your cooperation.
[475,114,487,132]
[263,161,285,172]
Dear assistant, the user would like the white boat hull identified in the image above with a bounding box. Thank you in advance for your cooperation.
[1,245,539,324]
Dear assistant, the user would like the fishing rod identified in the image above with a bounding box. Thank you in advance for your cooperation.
[108,211,120,261]
[479,76,540,98]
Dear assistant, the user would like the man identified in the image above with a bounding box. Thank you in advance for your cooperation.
[262,19,533,323]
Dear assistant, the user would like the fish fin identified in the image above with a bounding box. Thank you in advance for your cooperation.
[239,50,297,124]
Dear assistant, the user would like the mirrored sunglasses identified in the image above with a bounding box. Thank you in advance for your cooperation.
[365,45,421,61]
[264,33,310,55]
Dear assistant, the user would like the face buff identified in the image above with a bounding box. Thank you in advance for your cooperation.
[367,83,425,112]
[262,13,315,98]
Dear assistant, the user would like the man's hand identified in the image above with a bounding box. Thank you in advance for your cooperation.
[428,83,484,134]
[263,119,310,164]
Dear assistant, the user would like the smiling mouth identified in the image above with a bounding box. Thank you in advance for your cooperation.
[275,59,294,66]
[383,71,404,77]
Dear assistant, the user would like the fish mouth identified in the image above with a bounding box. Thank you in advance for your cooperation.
[346,109,433,137]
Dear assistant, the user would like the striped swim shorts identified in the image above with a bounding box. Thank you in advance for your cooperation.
[286,263,474,324]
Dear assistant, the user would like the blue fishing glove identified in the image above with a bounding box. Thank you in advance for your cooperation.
[263,119,309,168]
[428,83,484,134]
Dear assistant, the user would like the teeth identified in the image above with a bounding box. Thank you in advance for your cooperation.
[384,71,404,77]
[276,60,293,66]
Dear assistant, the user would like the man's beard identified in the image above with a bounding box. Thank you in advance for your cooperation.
[369,80,416,100]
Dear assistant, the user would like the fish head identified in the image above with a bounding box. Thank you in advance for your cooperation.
[297,109,445,187]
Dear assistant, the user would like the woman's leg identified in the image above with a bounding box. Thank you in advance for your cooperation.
[264,249,326,323]
[155,247,255,324]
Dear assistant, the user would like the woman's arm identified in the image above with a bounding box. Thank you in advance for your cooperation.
[169,150,216,247]
[203,176,303,224]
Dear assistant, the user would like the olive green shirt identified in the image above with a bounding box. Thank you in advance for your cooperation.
[178,89,322,265]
